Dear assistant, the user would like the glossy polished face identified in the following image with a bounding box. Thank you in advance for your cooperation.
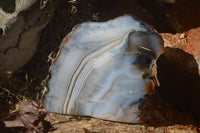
[128,31,164,71]
[128,31,164,59]
[44,15,164,123]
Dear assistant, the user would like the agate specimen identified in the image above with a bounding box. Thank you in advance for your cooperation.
[44,15,164,123]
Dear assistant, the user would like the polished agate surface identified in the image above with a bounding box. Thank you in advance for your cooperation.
[44,15,164,123]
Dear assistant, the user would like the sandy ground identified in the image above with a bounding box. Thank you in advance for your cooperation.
[45,113,198,133]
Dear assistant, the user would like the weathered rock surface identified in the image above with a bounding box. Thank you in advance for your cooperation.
[156,27,200,123]
[161,27,200,71]
[0,1,54,72]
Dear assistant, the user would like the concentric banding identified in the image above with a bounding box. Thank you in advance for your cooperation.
[44,15,164,123]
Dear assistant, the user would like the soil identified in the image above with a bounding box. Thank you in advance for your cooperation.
[45,113,199,133]
[1,0,200,132]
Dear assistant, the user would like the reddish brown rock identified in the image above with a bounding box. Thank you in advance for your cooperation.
[160,27,200,72]
[157,29,200,119]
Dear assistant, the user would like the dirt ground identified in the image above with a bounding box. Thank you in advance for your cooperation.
[46,113,199,133]
[1,0,200,132]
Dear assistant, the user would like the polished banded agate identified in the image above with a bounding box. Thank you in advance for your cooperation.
[44,15,164,123]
